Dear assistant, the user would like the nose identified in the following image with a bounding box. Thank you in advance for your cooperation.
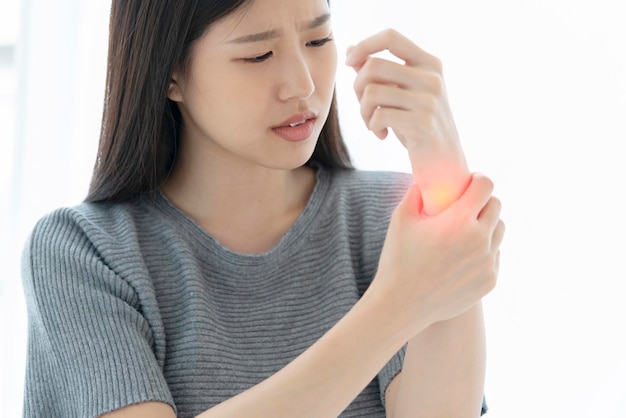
[277,53,315,101]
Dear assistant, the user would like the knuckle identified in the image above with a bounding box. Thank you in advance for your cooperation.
[476,174,494,193]
[360,86,381,120]
[362,82,379,98]
[383,28,400,42]
[495,221,506,243]
[424,73,444,95]
[416,107,437,129]
[359,105,369,121]
[413,93,436,123]
[365,56,384,70]
[361,56,374,72]
[485,273,497,293]
[360,58,384,80]
[360,103,376,122]
[480,264,498,294]
[431,56,443,72]
[490,196,502,213]
[422,92,438,113]
[369,108,386,129]
[353,77,362,94]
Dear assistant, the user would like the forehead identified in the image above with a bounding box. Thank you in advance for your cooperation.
[210,0,331,41]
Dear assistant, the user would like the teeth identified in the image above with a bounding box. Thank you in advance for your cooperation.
[289,120,306,127]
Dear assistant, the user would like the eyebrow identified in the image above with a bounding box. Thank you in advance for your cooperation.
[227,13,331,44]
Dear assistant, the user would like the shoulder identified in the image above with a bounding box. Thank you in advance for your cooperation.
[22,201,175,416]
[22,198,156,284]
[21,198,167,319]
[26,200,140,251]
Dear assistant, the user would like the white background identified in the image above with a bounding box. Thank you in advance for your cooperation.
[1,1,625,417]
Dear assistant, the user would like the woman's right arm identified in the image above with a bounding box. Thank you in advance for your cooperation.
[103,174,497,418]
[103,269,413,418]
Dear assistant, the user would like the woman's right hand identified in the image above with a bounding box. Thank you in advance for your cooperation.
[370,173,504,340]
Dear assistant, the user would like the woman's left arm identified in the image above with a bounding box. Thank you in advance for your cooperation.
[385,304,486,418]
[347,29,495,417]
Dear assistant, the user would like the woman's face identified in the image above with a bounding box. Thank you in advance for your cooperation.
[168,0,337,171]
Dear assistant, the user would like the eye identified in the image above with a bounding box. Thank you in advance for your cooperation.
[306,37,333,48]
[242,51,273,63]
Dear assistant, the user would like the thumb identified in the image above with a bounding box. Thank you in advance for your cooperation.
[448,173,493,219]
[397,183,423,219]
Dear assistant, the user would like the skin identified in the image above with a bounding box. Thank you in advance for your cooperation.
[346,29,471,215]
[102,0,505,416]
[345,29,489,417]
[161,0,337,253]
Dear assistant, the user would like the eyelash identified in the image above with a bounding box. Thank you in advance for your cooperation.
[306,37,334,48]
[242,37,334,64]
[244,51,273,63]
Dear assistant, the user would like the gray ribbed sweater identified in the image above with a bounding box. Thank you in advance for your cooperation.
[21,167,414,418]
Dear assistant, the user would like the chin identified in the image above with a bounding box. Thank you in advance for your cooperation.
[268,149,317,172]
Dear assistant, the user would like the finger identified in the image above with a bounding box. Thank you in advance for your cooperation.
[374,128,388,140]
[367,107,417,144]
[475,196,505,264]
[477,196,502,224]
[352,58,429,100]
[449,173,494,219]
[491,219,506,250]
[494,250,501,277]
[367,103,447,145]
[359,84,416,127]
[345,29,441,70]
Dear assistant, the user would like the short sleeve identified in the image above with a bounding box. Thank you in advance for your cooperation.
[377,349,489,414]
[377,344,406,407]
[21,210,175,418]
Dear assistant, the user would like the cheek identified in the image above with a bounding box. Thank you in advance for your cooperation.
[315,46,338,92]
[195,74,256,117]
[179,77,247,140]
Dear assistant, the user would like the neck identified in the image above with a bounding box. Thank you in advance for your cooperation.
[161,142,316,253]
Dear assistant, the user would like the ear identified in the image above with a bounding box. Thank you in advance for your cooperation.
[167,71,184,102]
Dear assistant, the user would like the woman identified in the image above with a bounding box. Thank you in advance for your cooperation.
[22,0,504,417]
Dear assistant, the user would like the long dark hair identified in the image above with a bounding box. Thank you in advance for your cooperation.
[85,0,352,203]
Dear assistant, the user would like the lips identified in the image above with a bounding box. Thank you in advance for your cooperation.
[271,111,319,142]
[274,111,319,129]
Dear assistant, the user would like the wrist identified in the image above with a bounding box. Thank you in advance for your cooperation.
[360,277,431,346]
[410,154,470,216]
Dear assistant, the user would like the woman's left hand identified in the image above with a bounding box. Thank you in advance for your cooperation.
[345,29,467,174]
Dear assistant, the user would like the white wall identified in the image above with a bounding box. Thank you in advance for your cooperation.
[0,1,110,416]
[1,0,624,417]
[331,1,626,417]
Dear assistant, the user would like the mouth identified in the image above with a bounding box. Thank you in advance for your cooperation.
[274,110,319,129]
[272,111,319,142]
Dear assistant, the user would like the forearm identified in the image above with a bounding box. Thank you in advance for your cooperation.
[388,303,486,418]
[197,289,415,418]
[102,285,426,418]
[409,146,470,216]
